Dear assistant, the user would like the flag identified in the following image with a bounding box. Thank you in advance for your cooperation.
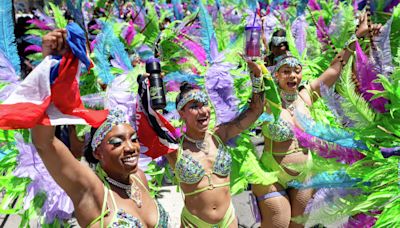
[0,23,108,130]
[136,76,178,159]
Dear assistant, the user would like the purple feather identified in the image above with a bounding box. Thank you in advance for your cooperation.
[305,188,361,214]
[371,18,394,77]
[0,50,19,83]
[178,35,207,66]
[132,6,146,30]
[105,74,136,120]
[343,213,377,228]
[33,9,55,27]
[27,18,53,30]
[0,83,18,101]
[81,92,105,108]
[205,60,240,125]
[12,134,74,223]
[291,15,307,56]
[294,127,365,164]
[320,83,354,127]
[328,10,343,39]
[355,41,388,113]
[380,146,400,158]
[304,188,361,226]
[353,0,363,11]
[166,80,181,91]
[24,44,42,53]
[384,0,400,12]
[122,20,136,45]
[262,13,280,41]
[308,0,321,11]
[317,16,329,45]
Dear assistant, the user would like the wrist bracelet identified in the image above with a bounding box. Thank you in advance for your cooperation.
[344,34,357,53]
[251,75,264,93]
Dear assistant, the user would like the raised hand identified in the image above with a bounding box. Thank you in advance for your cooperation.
[356,12,382,39]
[42,29,69,57]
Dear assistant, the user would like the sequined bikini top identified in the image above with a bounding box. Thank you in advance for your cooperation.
[262,117,294,142]
[88,178,169,228]
[175,132,232,185]
[109,200,168,228]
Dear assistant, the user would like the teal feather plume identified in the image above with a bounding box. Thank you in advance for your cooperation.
[0,0,21,75]
[198,1,218,62]
[93,23,114,85]
[295,112,368,150]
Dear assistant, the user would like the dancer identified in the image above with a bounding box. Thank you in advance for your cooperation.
[263,29,290,68]
[164,59,268,227]
[30,29,169,228]
[251,13,382,228]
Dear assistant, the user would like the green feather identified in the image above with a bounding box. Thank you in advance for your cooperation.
[142,2,160,47]
[215,12,230,51]
[48,2,67,29]
[286,23,300,59]
[390,5,400,60]
[337,56,376,128]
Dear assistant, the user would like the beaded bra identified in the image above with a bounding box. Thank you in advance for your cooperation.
[108,200,168,228]
[175,133,232,185]
[262,117,294,142]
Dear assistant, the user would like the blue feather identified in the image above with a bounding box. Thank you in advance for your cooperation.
[172,0,184,20]
[24,35,42,46]
[198,1,218,62]
[0,0,21,75]
[165,101,176,113]
[246,0,258,11]
[296,0,308,16]
[295,112,368,150]
[164,71,201,85]
[258,113,274,123]
[288,170,360,189]
[108,27,133,72]
[93,23,114,85]
[66,0,86,32]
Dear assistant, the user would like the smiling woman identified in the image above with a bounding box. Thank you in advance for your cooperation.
[163,68,271,227]
[32,108,169,227]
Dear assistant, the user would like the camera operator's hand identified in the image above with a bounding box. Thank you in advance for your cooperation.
[42,29,69,57]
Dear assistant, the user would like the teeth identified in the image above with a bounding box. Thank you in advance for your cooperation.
[123,157,136,162]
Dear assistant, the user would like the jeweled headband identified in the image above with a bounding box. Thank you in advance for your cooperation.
[91,108,130,151]
[271,36,287,47]
[273,55,302,74]
[176,90,208,111]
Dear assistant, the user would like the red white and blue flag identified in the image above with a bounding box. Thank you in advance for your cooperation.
[0,23,108,130]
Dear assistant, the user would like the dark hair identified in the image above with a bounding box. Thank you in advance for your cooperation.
[268,29,288,50]
[265,29,289,67]
[175,81,195,109]
[83,127,99,164]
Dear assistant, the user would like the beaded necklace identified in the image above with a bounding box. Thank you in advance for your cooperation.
[106,175,143,208]
[280,90,298,116]
[184,134,208,153]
